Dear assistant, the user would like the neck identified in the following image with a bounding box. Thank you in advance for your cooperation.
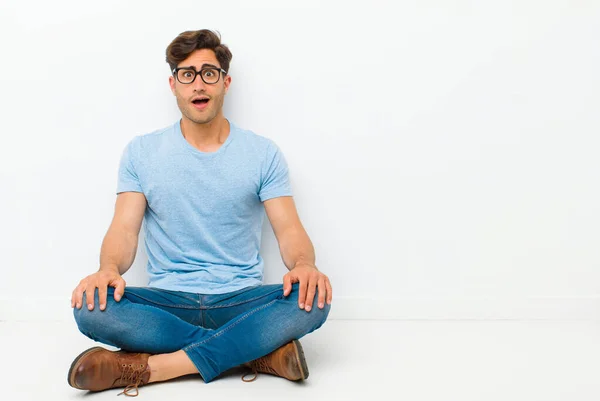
[180,113,230,151]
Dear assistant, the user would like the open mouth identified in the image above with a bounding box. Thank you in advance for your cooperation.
[192,98,210,109]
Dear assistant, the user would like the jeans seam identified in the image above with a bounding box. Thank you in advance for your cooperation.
[199,294,204,327]
[203,286,283,309]
[125,285,285,310]
[206,311,218,328]
[126,292,201,310]
[184,298,279,350]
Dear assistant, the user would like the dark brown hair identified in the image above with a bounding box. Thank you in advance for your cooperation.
[165,30,233,74]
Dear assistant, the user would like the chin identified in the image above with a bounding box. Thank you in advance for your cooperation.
[183,109,214,125]
[193,116,215,125]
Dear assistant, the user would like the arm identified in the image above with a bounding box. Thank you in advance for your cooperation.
[100,191,147,275]
[71,192,146,311]
[264,196,332,312]
[263,196,315,271]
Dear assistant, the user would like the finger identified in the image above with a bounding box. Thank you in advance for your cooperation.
[98,284,107,311]
[325,278,333,304]
[85,285,96,310]
[317,278,326,309]
[114,279,125,302]
[282,274,292,297]
[305,276,317,312]
[298,276,308,309]
[73,285,84,309]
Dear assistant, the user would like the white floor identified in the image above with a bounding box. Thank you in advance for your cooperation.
[1,319,599,401]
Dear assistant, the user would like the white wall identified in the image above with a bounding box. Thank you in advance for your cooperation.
[1,0,599,320]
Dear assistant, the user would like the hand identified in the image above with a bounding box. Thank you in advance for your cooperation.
[71,268,126,311]
[283,263,332,312]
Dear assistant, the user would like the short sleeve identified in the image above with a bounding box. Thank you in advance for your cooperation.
[258,141,293,202]
[116,139,143,194]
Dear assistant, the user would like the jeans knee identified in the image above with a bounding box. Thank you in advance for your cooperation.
[286,285,331,329]
[291,298,330,334]
[72,289,113,335]
[308,302,330,330]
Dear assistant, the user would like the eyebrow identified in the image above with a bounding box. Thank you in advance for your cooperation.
[181,63,221,70]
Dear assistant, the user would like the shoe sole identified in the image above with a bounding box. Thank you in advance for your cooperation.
[67,346,105,389]
[292,340,309,380]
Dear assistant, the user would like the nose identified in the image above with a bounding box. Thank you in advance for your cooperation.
[191,74,208,92]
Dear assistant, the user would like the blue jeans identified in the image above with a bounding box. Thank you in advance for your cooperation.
[73,282,330,382]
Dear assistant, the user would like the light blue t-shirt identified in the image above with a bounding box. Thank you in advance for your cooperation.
[117,119,293,294]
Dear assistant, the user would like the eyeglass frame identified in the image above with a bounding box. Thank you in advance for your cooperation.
[172,66,228,85]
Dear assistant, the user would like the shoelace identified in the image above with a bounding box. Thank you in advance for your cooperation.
[117,363,148,397]
[241,358,277,382]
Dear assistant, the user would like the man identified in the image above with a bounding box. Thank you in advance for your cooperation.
[68,29,332,397]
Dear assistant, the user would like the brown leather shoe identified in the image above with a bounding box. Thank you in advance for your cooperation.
[67,346,151,396]
[242,340,309,382]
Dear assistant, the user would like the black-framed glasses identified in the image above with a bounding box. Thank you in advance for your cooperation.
[172,67,227,84]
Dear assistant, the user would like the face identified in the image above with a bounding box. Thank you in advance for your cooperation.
[169,49,232,125]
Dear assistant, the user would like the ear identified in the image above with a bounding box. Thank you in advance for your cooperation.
[223,74,232,94]
[169,75,176,95]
